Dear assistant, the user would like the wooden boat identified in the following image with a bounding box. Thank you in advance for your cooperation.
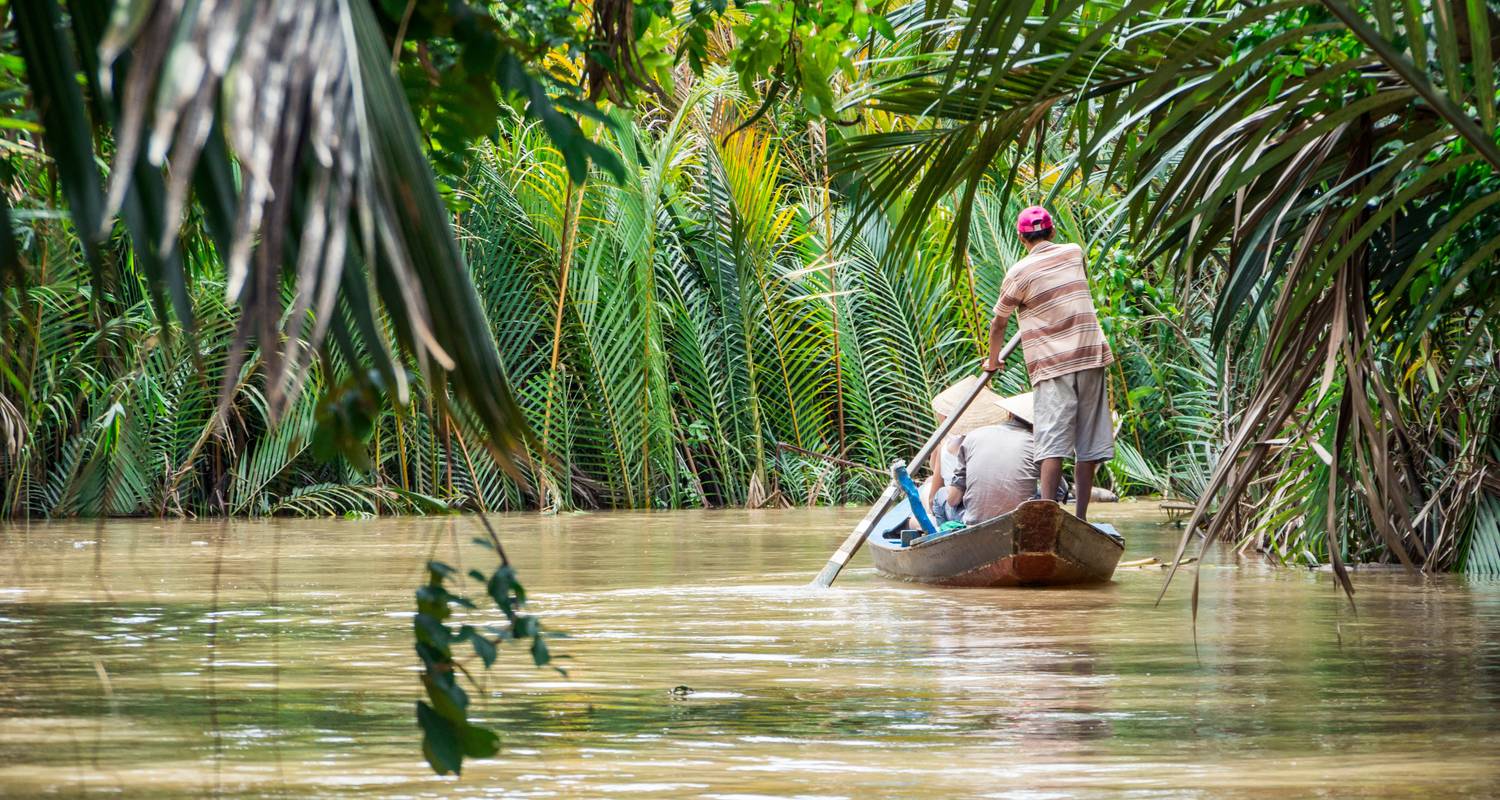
[867,499,1124,587]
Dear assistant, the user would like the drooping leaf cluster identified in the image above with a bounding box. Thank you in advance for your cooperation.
[414,532,557,776]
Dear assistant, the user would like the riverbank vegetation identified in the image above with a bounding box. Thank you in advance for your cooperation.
[2,1,1497,574]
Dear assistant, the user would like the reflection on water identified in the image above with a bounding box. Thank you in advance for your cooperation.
[1,504,1498,797]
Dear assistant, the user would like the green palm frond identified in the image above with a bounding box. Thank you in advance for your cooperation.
[229,383,320,515]
[16,0,529,462]
[269,482,451,517]
[1460,492,1500,576]
[1112,439,1170,498]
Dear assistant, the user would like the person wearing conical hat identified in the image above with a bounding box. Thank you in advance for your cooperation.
[982,206,1114,521]
[910,381,1055,529]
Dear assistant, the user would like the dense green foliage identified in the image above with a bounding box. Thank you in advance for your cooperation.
[0,79,1211,518]
[457,94,1232,512]
[0,93,1098,516]
[3,1,1498,579]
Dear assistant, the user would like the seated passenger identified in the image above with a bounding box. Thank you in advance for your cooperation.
[959,393,1043,525]
[912,381,1045,529]
[909,376,1006,530]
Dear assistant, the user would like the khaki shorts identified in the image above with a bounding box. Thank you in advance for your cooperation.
[1033,366,1114,462]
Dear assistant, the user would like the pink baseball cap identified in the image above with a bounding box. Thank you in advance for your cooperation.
[1016,206,1053,234]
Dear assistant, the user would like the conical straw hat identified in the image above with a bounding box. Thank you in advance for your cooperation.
[930,376,1009,434]
[993,391,1035,426]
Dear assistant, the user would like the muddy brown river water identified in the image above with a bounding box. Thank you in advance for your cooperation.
[1,503,1498,797]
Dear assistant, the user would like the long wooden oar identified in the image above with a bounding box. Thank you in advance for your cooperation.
[810,331,1023,588]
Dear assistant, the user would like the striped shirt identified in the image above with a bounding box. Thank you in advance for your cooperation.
[993,241,1113,383]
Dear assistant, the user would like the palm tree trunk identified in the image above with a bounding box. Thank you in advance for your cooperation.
[540,177,585,508]
[815,122,848,495]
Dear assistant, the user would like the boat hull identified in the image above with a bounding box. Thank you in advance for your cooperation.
[868,500,1123,587]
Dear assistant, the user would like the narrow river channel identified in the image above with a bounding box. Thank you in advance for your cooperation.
[2,503,1498,797]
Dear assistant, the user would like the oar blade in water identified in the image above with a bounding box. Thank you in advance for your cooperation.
[811,485,900,587]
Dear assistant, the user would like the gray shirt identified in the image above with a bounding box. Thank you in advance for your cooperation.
[957,421,1038,525]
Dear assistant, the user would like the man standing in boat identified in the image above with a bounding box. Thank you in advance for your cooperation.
[982,206,1114,521]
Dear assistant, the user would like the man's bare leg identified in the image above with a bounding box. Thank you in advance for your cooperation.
[1039,457,1064,506]
[1074,460,1098,520]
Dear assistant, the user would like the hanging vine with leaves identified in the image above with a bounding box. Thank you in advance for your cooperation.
[413,515,560,775]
